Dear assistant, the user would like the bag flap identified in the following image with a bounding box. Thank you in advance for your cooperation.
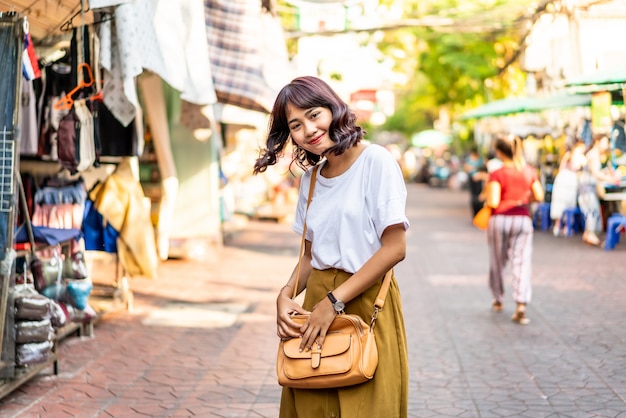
[282,333,351,359]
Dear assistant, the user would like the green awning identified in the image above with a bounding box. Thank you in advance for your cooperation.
[565,67,626,93]
[411,129,452,148]
[460,92,592,120]
[460,97,532,120]
[530,91,593,110]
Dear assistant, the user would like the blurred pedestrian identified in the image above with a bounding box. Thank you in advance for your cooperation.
[484,136,544,325]
[550,140,586,236]
[464,147,485,217]
[253,76,409,418]
[578,133,622,246]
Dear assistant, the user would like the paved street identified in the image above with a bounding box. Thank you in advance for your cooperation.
[1,183,626,417]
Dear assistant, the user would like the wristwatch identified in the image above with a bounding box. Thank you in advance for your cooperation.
[327,291,345,313]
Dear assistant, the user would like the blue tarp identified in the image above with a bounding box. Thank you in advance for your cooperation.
[15,225,82,246]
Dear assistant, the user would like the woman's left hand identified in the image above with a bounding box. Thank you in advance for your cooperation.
[298,297,336,352]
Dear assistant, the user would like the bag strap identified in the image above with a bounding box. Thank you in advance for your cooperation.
[292,165,319,300]
[291,165,393,329]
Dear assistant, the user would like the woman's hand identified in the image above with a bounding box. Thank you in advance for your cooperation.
[298,297,336,352]
[612,171,623,186]
[276,290,309,340]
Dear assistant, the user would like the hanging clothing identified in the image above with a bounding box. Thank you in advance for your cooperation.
[204,0,293,113]
[82,199,119,253]
[92,0,216,127]
[89,158,158,279]
[19,76,39,156]
[31,179,87,255]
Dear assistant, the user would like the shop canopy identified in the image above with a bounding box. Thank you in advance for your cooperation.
[565,66,626,93]
[411,129,452,148]
[460,92,592,120]
[2,0,291,118]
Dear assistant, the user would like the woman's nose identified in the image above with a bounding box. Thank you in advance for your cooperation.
[304,121,317,136]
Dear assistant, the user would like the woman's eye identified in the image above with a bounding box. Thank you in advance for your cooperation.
[311,112,320,119]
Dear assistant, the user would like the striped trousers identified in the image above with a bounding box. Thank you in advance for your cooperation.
[487,214,534,304]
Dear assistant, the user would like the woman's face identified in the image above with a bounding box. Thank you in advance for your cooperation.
[286,103,334,156]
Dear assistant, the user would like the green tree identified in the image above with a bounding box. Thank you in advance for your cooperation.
[375,0,539,143]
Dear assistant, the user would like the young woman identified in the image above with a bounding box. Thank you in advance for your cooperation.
[484,136,544,325]
[253,76,409,417]
[578,133,621,246]
[550,140,586,236]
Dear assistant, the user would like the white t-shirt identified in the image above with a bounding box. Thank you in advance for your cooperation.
[293,144,410,274]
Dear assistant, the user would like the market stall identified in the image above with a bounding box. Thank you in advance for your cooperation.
[0,0,294,399]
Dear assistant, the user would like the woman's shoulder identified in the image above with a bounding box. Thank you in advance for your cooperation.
[362,143,399,163]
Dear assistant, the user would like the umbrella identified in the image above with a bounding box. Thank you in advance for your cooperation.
[411,130,452,148]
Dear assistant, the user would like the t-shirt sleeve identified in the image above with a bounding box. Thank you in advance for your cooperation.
[488,169,501,183]
[368,146,410,237]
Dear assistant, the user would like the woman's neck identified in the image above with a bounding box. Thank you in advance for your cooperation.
[322,143,365,178]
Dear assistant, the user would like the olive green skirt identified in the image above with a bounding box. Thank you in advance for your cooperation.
[279,268,409,418]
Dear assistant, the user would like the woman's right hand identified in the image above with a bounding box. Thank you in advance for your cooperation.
[276,290,310,340]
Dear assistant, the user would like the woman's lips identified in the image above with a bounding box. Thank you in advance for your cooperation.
[309,134,324,145]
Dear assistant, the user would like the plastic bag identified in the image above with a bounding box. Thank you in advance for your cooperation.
[16,341,53,366]
[62,251,89,279]
[48,300,68,328]
[42,279,92,310]
[15,319,54,344]
[14,284,51,320]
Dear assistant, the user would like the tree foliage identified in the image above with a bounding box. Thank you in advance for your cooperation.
[375,0,538,139]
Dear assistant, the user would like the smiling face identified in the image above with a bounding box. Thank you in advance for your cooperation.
[286,103,334,156]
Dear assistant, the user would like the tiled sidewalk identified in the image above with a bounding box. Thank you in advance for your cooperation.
[1,184,626,417]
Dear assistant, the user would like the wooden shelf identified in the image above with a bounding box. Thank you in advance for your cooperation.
[0,354,57,400]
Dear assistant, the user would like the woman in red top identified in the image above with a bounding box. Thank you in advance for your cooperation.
[484,136,544,325]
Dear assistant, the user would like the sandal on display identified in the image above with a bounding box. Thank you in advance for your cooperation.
[511,310,530,325]
[492,301,503,312]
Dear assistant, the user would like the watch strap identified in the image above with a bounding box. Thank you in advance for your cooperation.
[327,291,337,304]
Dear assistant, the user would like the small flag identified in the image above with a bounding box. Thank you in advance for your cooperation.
[22,18,41,81]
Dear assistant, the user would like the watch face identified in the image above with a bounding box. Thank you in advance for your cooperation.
[334,301,346,312]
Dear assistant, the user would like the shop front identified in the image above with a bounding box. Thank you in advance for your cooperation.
[0,0,293,398]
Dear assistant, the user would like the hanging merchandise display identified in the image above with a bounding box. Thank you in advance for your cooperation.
[0,6,133,399]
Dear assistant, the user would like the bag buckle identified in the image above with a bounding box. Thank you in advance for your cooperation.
[370,307,380,331]
[311,345,322,369]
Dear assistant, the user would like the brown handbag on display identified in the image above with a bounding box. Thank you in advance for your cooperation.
[276,165,392,389]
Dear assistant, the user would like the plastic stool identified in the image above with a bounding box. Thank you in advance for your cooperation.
[533,202,552,231]
[560,207,585,236]
[605,214,626,250]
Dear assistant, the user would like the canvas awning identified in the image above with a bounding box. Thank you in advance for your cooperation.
[565,66,626,93]
[460,92,593,120]
[460,97,533,120]
[411,129,451,148]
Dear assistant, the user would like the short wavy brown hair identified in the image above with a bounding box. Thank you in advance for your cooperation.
[253,76,364,174]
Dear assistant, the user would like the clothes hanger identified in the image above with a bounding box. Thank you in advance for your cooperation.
[53,62,94,110]
[60,4,90,32]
